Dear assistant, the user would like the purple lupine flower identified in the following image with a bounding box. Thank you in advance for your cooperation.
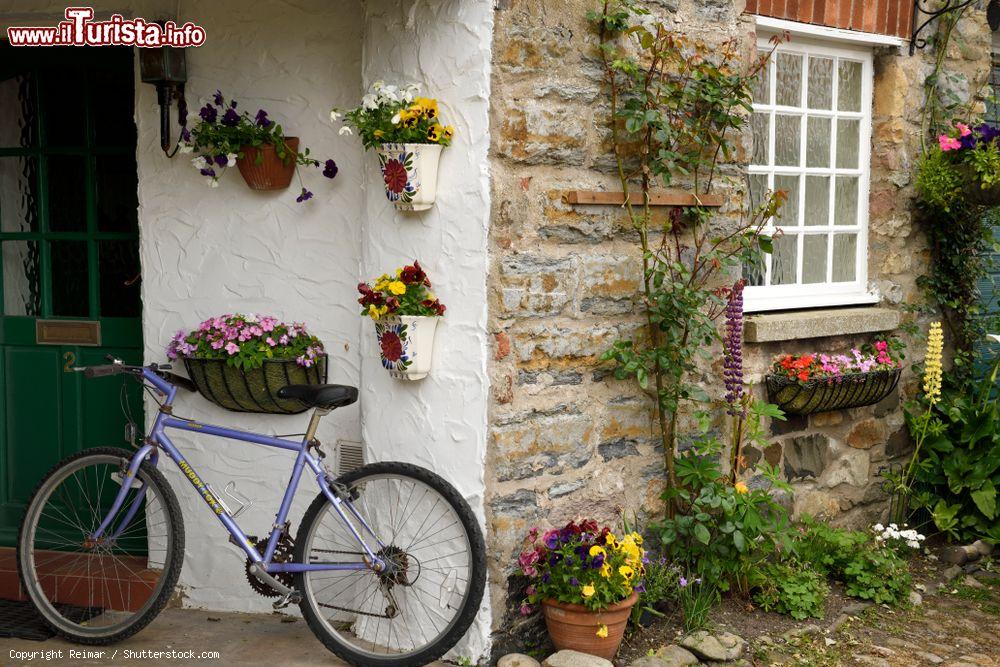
[296,188,314,203]
[254,109,271,127]
[221,108,240,127]
[723,279,746,416]
[212,90,224,106]
[322,159,338,179]
[199,104,217,123]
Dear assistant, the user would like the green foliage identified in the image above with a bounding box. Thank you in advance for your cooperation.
[751,562,829,620]
[915,149,962,212]
[677,577,717,632]
[334,82,453,151]
[631,555,679,624]
[971,141,1000,189]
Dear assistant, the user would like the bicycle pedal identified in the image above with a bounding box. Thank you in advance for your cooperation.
[272,590,302,610]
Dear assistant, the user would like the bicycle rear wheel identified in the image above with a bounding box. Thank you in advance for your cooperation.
[294,462,486,667]
[17,447,184,643]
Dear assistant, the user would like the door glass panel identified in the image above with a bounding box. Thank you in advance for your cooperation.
[40,66,86,147]
[802,234,828,284]
[99,240,140,317]
[96,155,138,232]
[47,155,87,232]
[771,234,798,285]
[774,175,800,226]
[90,55,135,147]
[0,73,36,148]
[2,240,41,316]
[752,113,770,165]
[804,176,830,226]
[776,52,802,107]
[836,118,860,168]
[833,234,858,282]
[807,57,833,109]
[774,114,801,166]
[838,60,863,112]
[806,116,831,167]
[835,175,859,225]
[0,156,39,232]
[50,240,89,316]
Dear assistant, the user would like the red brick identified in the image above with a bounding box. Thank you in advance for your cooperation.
[758,0,772,16]
[838,0,853,29]
[823,0,839,24]
[898,0,914,37]
[798,0,814,22]
[876,0,887,33]
[862,0,877,32]
[851,0,864,30]
[887,0,899,37]
[786,0,799,21]
[746,0,759,12]
[495,332,511,361]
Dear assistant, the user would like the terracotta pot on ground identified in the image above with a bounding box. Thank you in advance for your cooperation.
[237,137,299,191]
[541,592,638,660]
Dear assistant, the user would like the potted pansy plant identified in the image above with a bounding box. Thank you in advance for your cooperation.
[358,261,445,380]
[179,91,339,202]
[166,313,327,414]
[332,82,454,211]
[518,520,645,660]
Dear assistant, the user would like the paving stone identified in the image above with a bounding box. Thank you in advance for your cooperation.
[961,575,985,589]
[499,654,542,667]
[628,644,699,667]
[542,650,613,667]
[679,630,744,662]
[916,653,944,664]
[853,656,891,667]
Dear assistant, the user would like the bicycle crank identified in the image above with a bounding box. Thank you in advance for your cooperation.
[244,534,295,598]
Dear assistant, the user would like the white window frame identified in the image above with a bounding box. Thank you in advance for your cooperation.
[745,31,879,313]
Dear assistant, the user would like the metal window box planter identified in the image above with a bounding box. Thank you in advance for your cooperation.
[183,355,328,414]
[765,368,901,416]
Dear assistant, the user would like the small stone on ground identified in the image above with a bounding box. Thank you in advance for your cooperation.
[627,644,699,667]
[542,650,613,667]
[499,654,542,667]
[679,630,744,661]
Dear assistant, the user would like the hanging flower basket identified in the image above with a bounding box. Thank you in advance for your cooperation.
[183,356,328,414]
[377,143,441,211]
[766,368,902,416]
[956,164,1000,207]
[374,315,439,381]
[237,137,299,191]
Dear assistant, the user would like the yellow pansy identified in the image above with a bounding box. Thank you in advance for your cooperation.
[619,565,634,580]
[631,532,643,546]
[734,481,749,494]
[373,129,385,138]
[414,96,439,119]
[442,125,454,140]
[596,624,608,638]
[581,584,595,598]
[605,533,617,548]
[368,304,388,320]
[388,280,407,296]
[600,563,611,578]
[588,545,605,558]
[427,124,443,142]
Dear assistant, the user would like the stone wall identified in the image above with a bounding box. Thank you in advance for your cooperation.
[484,0,993,653]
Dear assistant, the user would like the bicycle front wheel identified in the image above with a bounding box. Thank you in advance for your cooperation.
[17,447,184,643]
[294,462,486,667]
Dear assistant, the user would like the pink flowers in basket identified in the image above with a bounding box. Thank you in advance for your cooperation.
[773,339,903,384]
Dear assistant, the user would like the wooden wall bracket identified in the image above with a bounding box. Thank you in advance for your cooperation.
[563,190,725,207]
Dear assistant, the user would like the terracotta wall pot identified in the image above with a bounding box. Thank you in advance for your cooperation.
[541,592,638,660]
[373,315,439,380]
[376,142,442,211]
[237,137,299,191]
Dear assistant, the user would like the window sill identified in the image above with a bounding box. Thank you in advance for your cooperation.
[744,307,901,343]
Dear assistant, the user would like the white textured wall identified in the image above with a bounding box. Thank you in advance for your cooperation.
[360,0,494,659]
[134,0,365,613]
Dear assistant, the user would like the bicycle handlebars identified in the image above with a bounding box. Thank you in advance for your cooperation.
[80,357,197,393]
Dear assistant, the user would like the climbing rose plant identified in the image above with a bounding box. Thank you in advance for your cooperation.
[166,314,324,370]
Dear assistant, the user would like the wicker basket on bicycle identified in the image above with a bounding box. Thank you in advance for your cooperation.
[183,355,328,414]
[765,368,901,416]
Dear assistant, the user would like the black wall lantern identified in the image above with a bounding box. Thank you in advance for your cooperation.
[911,0,1000,55]
[139,33,187,154]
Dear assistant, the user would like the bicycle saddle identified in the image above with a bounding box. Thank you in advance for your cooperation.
[276,384,358,410]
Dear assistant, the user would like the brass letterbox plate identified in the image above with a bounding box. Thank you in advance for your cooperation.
[36,320,102,346]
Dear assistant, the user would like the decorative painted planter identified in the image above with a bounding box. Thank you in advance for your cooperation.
[541,592,638,660]
[373,315,439,380]
[376,142,442,211]
[766,368,901,416]
[237,137,299,191]
[183,355,327,414]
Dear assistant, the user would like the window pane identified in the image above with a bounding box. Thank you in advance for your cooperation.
[90,51,136,147]
[40,67,87,147]
[837,60,863,112]
[836,118,860,168]
[0,156,39,232]
[806,116,831,167]
[99,240,140,317]
[0,73,36,148]
[774,174,800,226]
[804,175,830,225]
[50,240,89,316]
[803,234,828,284]
[96,155,138,232]
[808,57,833,109]
[752,112,770,165]
[776,52,802,107]
[748,173,767,214]
[832,234,858,282]
[47,155,87,232]
[2,240,41,316]
[752,61,770,105]
[771,234,798,285]
[775,114,801,166]
[834,176,859,225]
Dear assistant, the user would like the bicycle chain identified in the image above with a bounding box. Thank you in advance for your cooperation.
[311,548,394,619]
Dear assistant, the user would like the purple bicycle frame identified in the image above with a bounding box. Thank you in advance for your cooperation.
[90,367,385,574]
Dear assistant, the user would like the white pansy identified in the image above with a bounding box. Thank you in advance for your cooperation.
[361,93,378,110]
[391,113,401,125]
[207,178,219,188]
[372,80,385,91]
[244,313,259,323]
[226,153,237,167]
[339,126,352,136]
[329,109,341,122]
[179,144,194,154]
[873,523,884,532]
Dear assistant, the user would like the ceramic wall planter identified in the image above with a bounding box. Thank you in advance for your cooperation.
[374,315,439,380]
[183,355,328,414]
[766,368,901,415]
[376,142,442,211]
[541,592,638,660]
[237,137,299,191]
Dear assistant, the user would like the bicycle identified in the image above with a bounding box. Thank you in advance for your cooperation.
[16,357,486,667]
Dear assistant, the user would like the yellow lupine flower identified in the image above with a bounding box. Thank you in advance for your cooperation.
[581,584,595,598]
[596,624,608,638]
[388,280,407,296]
[923,322,944,405]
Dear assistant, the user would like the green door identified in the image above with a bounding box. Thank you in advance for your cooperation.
[0,44,143,547]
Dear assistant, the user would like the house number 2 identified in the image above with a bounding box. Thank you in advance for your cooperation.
[63,351,76,372]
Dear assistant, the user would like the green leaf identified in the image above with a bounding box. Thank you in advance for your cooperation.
[971,480,997,520]
[693,523,711,545]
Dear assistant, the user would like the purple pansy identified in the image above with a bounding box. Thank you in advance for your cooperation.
[213,154,228,168]
[212,90,224,106]
[296,188,314,203]
[198,104,217,123]
[221,108,240,127]
[322,159,338,179]
[199,167,217,178]
[254,109,271,127]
